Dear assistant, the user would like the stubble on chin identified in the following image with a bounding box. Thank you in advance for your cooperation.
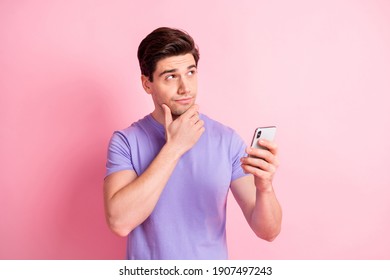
[170,107,188,119]
[169,102,194,118]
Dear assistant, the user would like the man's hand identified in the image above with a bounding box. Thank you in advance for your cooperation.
[240,139,279,192]
[162,104,205,155]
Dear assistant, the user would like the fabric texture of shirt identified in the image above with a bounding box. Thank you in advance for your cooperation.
[105,113,248,259]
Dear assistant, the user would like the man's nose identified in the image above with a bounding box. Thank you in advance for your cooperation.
[178,77,191,95]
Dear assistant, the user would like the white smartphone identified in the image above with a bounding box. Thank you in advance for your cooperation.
[250,126,277,151]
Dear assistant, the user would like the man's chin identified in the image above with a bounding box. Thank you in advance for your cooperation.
[171,110,187,119]
[171,105,193,117]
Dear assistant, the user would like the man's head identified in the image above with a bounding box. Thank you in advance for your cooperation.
[137,27,199,82]
[138,27,200,122]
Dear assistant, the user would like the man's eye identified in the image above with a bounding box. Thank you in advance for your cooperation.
[188,70,196,76]
[166,75,175,80]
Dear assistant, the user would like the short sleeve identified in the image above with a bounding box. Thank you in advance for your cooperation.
[230,131,249,182]
[105,131,135,177]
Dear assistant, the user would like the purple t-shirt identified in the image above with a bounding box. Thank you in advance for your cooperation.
[105,113,248,259]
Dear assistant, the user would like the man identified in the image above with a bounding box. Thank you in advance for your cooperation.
[104,27,282,259]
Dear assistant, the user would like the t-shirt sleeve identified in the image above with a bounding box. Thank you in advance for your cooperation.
[105,131,135,177]
[230,131,250,182]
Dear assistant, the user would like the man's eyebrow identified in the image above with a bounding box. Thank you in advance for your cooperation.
[159,68,177,77]
[158,64,197,77]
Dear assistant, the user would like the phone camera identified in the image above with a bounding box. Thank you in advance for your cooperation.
[257,131,262,138]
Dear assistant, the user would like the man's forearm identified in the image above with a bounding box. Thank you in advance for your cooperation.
[250,187,282,241]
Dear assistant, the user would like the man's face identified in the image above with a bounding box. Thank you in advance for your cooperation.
[143,53,198,120]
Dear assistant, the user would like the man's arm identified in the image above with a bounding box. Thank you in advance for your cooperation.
[103,104,204,237]
[230,139,282,241]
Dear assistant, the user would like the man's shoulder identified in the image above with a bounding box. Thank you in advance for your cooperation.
[116,114,154,134]
[201,114,235,136]
[111,115,157,144]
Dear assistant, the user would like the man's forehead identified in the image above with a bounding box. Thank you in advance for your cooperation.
[156,54,196,71]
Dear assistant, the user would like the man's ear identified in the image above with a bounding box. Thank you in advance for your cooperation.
[141,75,152,94]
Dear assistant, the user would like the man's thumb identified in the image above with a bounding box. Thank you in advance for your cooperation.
[162,104,172,127]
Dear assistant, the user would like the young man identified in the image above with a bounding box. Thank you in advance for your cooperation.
[104,27,282,259]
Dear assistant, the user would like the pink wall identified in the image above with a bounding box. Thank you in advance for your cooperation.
[1,0,389,259]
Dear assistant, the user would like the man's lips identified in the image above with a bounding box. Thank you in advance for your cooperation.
[174,97,193,104]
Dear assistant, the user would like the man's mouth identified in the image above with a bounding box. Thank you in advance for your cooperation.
[174,97,193,104]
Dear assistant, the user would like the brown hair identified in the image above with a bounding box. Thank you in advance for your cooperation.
[137,27,200,81]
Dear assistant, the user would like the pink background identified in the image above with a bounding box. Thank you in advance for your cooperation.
[1,0,389,259]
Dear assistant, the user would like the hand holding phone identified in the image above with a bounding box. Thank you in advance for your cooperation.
[245,126,279,191]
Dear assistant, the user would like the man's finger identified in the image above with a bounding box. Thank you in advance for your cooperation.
[258,139,278,155]
[162,104,172,128]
